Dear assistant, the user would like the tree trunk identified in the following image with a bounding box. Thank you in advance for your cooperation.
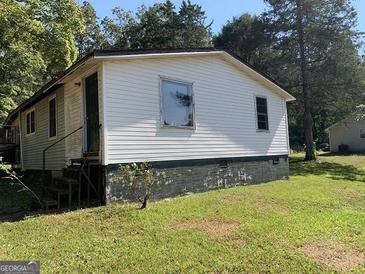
[295,0,315,160]
[140,195,149,209]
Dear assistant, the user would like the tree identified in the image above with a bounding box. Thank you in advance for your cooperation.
[0,0,84,122]
[214,14,274,69]
[295,0,315,160]
[263,0,364,160]
[127,1,180,48]
[119,162,157,209]
[215,1,364,158]
[178,0,212,47]
[100,7,135,49]
[100,0,212,50]
[76,1,105,56]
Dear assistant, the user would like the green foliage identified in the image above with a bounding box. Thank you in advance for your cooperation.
[119,162,156,209]
[0,171,43,210]
[100,0,212,49]
[215,0,365,148]
[264,0,365,147]
[0,0,212,123]
[0,0,84,122]
[214,14,274,70]
[1,154,365,272]
[0,164,42,207]
[76,1,105,56]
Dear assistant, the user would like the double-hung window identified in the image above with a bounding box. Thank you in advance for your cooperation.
[49,96,57,138]
[160,78,194,129]
[256,96,269,131]
[26,110,35,135]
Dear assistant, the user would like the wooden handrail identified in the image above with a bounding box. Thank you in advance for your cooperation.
[42,126,83,182]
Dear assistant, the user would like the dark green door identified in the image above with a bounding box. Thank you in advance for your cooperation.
[85,73,99,154]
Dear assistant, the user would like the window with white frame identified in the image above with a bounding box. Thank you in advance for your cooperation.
[256,96,269,131]
[360,129,365,139]
[160,78,194,128]
[26,110,35,134]
[49,96,57,138]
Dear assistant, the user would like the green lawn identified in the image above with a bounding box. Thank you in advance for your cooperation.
[0,154,365,273]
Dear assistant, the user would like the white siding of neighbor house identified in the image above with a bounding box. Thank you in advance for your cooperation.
[329,118,365,152]
[102,55,290,164]
[64,64,104,164]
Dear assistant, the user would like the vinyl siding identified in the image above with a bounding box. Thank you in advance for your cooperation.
[64,72,84,161]
[329,118,365,152]
[21,87,65,170]
[102,55,290,164]
[64,64,104,163]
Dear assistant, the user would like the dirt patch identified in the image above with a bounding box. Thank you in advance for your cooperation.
[336,188,363,199]
[175,218,240,238]
[299,241,365,271]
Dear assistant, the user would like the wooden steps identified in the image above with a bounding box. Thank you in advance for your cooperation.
[43,197,59,210]
[43,157,102,210]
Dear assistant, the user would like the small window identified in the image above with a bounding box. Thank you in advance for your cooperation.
[161,78,194,128]
[360,129,365,139]
[49,97,57,138]
[256,97,269,131]
[26,110,35,135]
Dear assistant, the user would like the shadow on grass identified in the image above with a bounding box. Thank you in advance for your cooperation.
[319,152,365,157]
[290,157,365,183]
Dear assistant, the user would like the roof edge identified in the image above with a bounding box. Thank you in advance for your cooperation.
[4,51,95,125]
[222,50,295,102]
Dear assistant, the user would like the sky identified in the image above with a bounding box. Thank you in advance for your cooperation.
[85,0,365,35]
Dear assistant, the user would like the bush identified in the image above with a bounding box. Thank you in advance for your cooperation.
[119,162,156,209]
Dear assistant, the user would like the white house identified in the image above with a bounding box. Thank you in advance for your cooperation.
[326,116,365,152]
[1,48,295,207]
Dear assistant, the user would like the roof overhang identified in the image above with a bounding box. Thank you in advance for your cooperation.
[4,48,295,125]
[4,52,96,125]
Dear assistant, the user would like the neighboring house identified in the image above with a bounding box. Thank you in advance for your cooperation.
[1,48,295,206]
[326,116,365,153]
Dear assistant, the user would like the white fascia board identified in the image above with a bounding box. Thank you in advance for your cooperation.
[221,53,296,102]
[93,51,226,61]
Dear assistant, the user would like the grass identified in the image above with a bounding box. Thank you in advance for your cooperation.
[0,153,365,273]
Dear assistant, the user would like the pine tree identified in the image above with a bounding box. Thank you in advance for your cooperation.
[263,0,362,160]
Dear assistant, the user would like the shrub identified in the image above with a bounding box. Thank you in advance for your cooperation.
[119,162,156,209]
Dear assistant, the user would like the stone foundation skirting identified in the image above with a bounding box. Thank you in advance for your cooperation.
[105,155,289,203]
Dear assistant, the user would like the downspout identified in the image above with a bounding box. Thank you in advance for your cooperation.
[18,111,24,170]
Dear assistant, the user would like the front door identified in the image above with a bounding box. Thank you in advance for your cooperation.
[84,73,99,155]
